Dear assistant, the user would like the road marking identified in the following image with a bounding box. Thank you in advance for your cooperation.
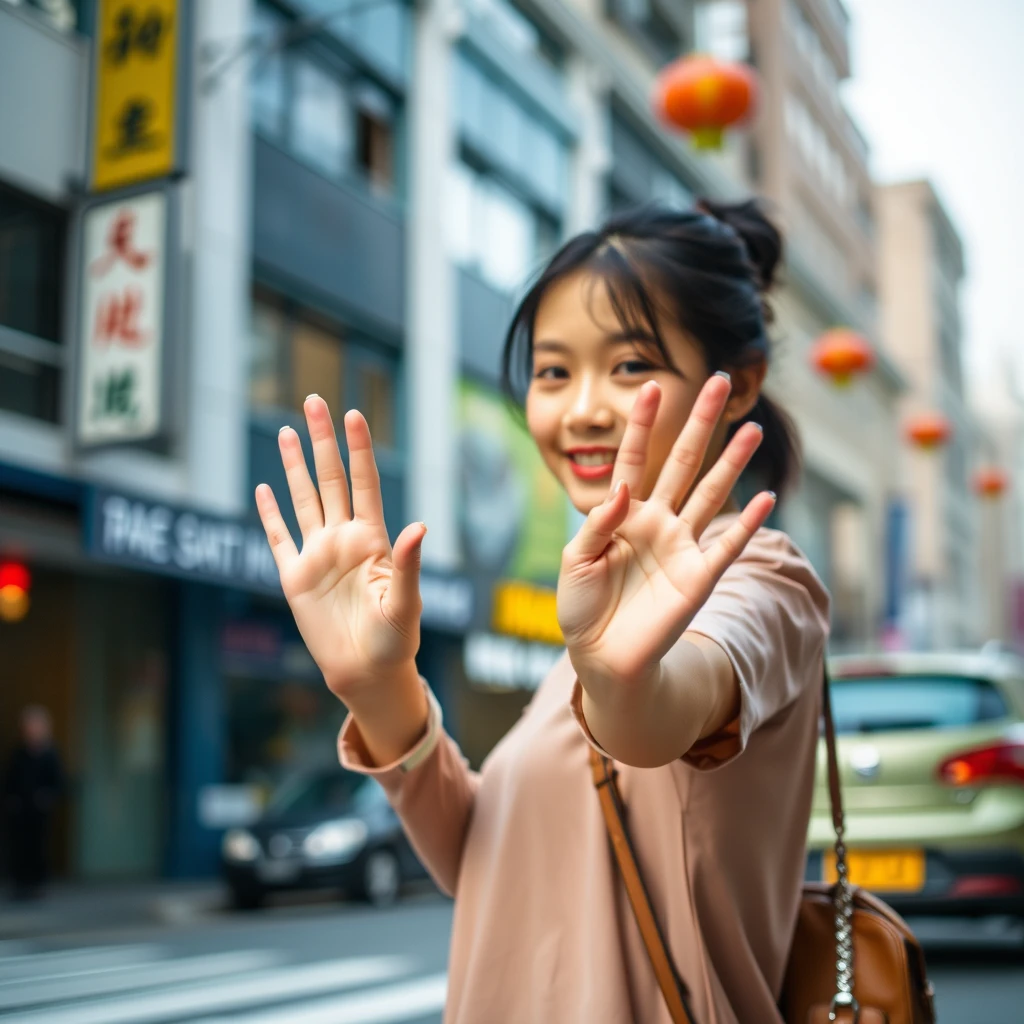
[4,955,416,1024]
[0,950,280,1011]
[0,946,163,982]
[196,972,448,1024]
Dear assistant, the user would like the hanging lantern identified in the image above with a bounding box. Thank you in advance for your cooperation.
[809,328,875,387]
[653,55,758,151]
[0,560,31,623]
[973,467,1008,499]
[905,412,952,450]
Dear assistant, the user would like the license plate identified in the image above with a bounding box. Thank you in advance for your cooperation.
[257,859,300,883]
[822,849,925,892]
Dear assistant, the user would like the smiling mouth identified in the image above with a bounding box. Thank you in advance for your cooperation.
[565,450,617,480]
[568,452,616,467]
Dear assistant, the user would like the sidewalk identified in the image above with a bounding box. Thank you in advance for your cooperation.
[0,880,225,941]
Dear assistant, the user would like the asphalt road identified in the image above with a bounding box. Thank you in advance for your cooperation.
[0,890,1021,1023]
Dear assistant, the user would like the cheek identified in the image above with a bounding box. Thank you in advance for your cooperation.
[525,391,557,452]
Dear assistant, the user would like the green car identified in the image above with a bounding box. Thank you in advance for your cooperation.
[806,648,1024,922]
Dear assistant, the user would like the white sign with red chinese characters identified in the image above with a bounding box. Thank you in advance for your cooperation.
[77,191,167,446]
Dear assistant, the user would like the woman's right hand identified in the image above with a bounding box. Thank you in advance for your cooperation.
[254,396,427,704]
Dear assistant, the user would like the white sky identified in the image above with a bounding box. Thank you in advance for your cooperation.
[841,0,1024,393]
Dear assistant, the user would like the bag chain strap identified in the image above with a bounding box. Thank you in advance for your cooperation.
[822,667,859,1023]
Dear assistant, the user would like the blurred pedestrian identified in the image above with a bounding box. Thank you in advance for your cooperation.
[255,201,831,1022]
[3,705,65,900]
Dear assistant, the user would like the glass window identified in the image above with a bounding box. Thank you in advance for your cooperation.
[291,318,344,414]
[354,83,395,195]
[480,179,535,292]
[446,161,478,266]
[250,293,287,409]
[250,5,288,140]
[291,58,351,178]
[0,352,60,422]
[0,187,63,342]
[356,359,395,449]
[831,676,1009,735]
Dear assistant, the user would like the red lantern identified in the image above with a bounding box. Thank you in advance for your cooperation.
[905,412,952,450]
[973,467,1009,499]
[653,55,758,151]
[0,560,31,623]
[809,329,875,387]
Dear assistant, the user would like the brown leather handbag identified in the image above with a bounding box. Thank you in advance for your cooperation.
[590,666,937,1024]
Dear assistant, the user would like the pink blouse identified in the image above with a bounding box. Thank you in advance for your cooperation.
[339,515,831,1023]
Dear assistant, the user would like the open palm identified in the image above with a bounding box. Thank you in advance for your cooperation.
[255,398,426,701]
[558,375,776,692]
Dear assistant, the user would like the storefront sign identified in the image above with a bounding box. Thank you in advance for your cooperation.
[463,632,564,692]
[92,0,179,191]
[86,488,281,592]
[492,580,562,644]
[77,191,168,447]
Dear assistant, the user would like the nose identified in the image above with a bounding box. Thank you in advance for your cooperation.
[562,375,614,432]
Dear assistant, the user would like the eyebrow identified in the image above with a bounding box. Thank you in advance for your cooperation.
[533,329,658,354]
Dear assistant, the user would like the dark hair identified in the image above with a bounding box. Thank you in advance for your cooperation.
[501,199,801,499]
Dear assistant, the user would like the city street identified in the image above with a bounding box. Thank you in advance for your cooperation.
[0,891,1021,1023]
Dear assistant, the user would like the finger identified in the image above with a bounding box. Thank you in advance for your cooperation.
[254,484,298,568]
[679,422,764,537]
[564,480,630,566]
[304,394,351,525]
[279,425,325,541]
[610,382,661,495]
[383,521,427,634]
[650,372,732,509]
[344,410,385,526]
[702,490,777,580]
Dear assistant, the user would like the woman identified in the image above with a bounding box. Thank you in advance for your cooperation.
[255,201,830,1023]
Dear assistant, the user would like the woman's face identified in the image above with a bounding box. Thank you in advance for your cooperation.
[526,269,730,515]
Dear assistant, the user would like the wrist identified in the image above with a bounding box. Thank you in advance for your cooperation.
[340,661,430,767]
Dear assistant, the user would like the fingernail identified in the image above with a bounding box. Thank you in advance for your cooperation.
[752,422,764,433]
[419,522,428,533]
[278,425,290,435]
[714,370,731,383]
[612,480,624,497]
[767,490,777,500]
[306,393,319,402]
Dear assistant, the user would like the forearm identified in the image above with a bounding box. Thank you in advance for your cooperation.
[336,660,429,767]
[576,637,723,768]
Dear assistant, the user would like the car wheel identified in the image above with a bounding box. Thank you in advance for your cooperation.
[229,882,266,911]
[362,849,401,907]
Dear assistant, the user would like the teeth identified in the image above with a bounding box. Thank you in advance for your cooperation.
[571,452,616,466]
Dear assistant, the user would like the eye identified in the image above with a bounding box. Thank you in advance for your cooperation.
[613,359,657,376]
[534,365,568,380]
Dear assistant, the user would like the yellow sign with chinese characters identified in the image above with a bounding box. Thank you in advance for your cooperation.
[92,0,179,191]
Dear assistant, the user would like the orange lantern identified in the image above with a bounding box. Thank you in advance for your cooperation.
[653,55,758,151]
[905,412,952,450]
[809,328,875,387]
[973,467,1008,499]
[0,560,31,623]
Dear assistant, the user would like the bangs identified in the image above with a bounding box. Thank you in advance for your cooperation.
[501,236,678,404]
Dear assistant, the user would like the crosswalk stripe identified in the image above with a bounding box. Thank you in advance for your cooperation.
[0,950,280,1011]
[195,972,448,1024]
[4,955,416,1024]
[0,947,163,983]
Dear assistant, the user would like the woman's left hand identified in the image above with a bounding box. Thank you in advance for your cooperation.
[557,374,776,701]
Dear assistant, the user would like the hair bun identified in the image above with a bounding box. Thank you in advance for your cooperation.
[698,198,783,292]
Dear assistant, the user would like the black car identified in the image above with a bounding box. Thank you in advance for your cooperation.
[221,766,428,909]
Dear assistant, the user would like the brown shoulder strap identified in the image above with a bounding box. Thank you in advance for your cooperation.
[590,665,839,1024]
[589,746,694,1024]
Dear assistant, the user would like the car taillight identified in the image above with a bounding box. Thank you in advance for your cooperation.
[937,741,1024,786]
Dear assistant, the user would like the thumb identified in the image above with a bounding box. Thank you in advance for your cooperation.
[566,481,630,566]
[385,521,427,627]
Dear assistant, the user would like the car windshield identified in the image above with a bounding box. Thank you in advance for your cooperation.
[830,675,1009,734]
[266,770,371,815]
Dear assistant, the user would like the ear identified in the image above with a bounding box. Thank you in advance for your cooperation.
[722,360,767,425]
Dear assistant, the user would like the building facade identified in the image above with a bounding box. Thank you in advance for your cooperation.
[1,0,910,880]
[876,179,985,649]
